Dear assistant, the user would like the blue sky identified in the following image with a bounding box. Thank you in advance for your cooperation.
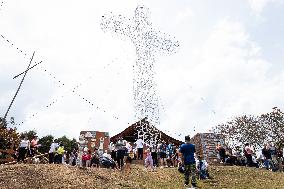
[0,0,284,141]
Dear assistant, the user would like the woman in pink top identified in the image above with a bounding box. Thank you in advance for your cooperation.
[244,143,253,167]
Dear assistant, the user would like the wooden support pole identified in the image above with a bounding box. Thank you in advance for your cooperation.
[3,52,35,120]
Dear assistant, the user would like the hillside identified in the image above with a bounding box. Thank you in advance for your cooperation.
[0,164,284,189]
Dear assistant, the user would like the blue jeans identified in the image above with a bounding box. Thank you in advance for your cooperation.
[264,159,274,170]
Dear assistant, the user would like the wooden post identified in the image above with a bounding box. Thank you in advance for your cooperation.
[3,52,35,121]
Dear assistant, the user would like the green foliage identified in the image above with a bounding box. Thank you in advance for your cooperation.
[20,130,37,140]
[0,127,20,150]
[38,135,54,154]
[57,135,78,153]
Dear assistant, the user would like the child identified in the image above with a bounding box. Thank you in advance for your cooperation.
[196,155,209,179]
[124,150,133,174]
[145,148,154,171]
[173,148,179,167]
[81,151,87,167]
[86,150,92,167]
[82,150,91,168]
[91,149,100,168]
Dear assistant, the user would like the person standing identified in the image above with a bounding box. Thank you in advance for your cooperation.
[151,145,158,167]
[56,143,65,164]
[216,143,226,163]
[270,142,277,162]
[244,143,253,167]
[30,136,39,157]
[145,148,154,171]
[49,139,59,164]
[158,141,167,168]
[179,135,197,188]
[135,137,144,160]
[17,136,30,163]
[115,138,126,169]
[262,143,273,170]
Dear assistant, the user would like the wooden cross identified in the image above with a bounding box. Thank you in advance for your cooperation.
[3,52,36,121]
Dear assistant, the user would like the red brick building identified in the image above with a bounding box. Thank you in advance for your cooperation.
[79,131,110,153]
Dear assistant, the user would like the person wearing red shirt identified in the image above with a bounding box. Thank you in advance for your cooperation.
[82,150,91,168]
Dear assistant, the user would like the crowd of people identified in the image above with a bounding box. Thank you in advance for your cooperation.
[14,133,284,188]
[108,137,185,171]
[216,142,284,172]
[16,135,41,163]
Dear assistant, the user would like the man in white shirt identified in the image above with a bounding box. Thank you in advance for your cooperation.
[135,138,144,160]
[48,139,59,164]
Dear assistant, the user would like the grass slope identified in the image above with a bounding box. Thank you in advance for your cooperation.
[0,164,283,189]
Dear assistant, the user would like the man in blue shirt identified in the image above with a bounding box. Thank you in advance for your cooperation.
[179,135,197,187]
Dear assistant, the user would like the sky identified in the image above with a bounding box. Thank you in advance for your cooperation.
[1,0,284,141]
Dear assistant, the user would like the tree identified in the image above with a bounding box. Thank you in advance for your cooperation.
[57,136,78,153]
[214,107,284,150]
[259,107,284,148]
[0,127,20,162]
[0,127,20,150]
[20,130,37,140]
[38,135,54,154]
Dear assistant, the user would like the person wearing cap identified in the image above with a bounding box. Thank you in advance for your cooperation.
[179,135,197,188]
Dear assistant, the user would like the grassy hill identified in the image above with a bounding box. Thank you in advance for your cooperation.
[0,164,284,189]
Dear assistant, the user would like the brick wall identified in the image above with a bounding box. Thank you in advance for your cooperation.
[191,133,224,163]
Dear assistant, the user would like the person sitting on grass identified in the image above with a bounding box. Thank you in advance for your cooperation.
[196,155,209,180]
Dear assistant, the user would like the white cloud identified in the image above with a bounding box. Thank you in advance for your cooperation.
[1,0,284,142]
[247,0,283,15]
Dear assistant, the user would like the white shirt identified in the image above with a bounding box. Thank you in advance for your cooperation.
[196,160,208,170]
[135,139,144,149]
[252,156,257,163]
[103,152,111,159]
[19,139,30,148]
[126,142,132,152]
[49,142,59,153]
